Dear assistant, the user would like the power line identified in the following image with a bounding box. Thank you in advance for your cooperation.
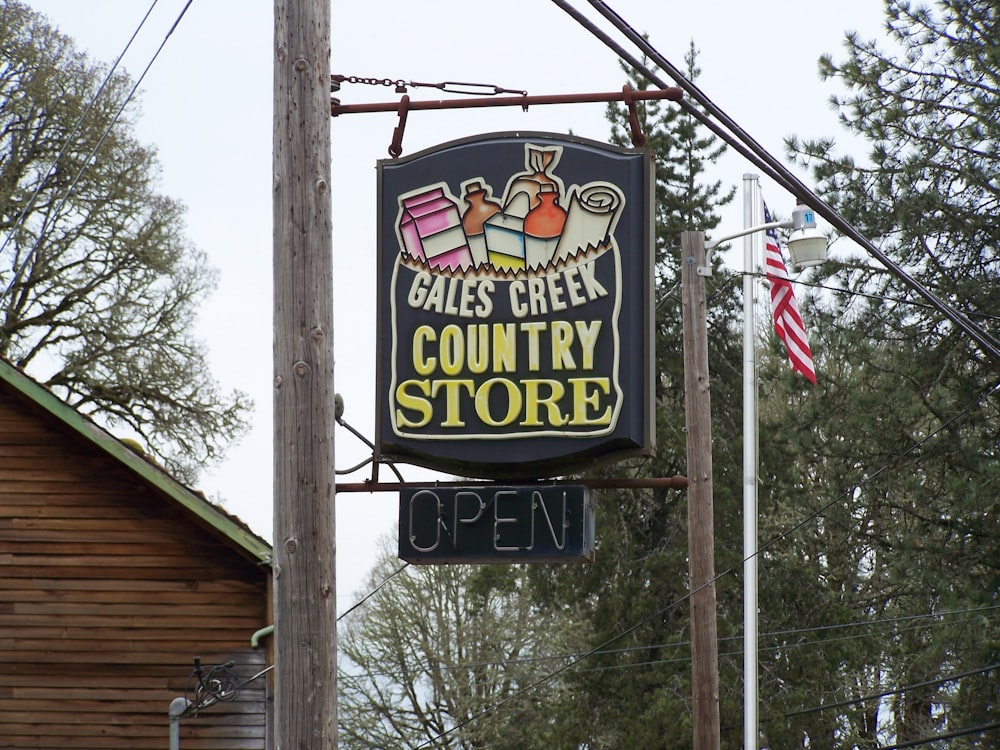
[0,0,161,287]
[750,271,1000,325]
[549,0,1000,361]
[337,562,409,622]
[877,720,1000,749]
[1,0,194,305]
[338,2,1000,741]
[399,375,998,747]
[340,599,998,682]
[785,661,1000,720]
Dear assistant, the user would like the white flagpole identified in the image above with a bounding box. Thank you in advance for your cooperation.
[742,173,760,750]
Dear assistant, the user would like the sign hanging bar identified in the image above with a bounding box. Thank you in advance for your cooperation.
[331,84,683,155]
[336,476,689,494]
[330,84,683,116]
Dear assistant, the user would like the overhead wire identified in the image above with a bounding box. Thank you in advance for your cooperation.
[404,370,999,748]
[749,271,1000,325]
[784,661,1000,720]
[337,562,410,622]
[0,0,161,295]
[1,0,194,304]
[341,2,1000,741]
[548,0,1000,362]
[877,720,1000,749]
[339,603,1000,682]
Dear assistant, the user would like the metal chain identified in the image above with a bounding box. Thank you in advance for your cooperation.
[332,74,526,97]
[333,75,407,89]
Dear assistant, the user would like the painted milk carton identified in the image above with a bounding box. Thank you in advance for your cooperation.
[398,186,472,272]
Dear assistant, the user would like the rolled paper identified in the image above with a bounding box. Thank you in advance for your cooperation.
[552,183,625,264]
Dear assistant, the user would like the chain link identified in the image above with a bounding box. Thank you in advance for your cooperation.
[333,75,407,89]
[332,74,526,97]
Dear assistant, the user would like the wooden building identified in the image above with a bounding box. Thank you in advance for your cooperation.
[0,359,274,749]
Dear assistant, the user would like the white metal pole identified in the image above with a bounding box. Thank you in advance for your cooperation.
[742,173,759,750]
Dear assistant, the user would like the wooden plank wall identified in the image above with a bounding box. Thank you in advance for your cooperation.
[0,389,271,749]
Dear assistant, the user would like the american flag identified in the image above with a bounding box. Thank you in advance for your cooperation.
[763,205,816,383]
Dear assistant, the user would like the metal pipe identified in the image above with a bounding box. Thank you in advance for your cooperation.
[250,624,275,649]
[169,697,191,750]
[743,174,761,750]
[331,87,683,116]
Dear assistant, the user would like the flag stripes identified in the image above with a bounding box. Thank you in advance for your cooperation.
[763,205,816,383]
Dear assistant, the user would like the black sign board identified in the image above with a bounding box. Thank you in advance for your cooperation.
[399,485,594,564]
[376,132,655,480]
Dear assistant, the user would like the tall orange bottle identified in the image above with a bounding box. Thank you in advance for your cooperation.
[524,182,567,269]
[461,181,501,268]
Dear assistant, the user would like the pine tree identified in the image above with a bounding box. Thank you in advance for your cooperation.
[525,45,745,748]
[760,1,1000,745]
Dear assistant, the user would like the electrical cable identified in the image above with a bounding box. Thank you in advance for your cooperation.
[337,562,410,622]
[405,378,999,747]
[0,0,159,306]
[341,600,998,682]
[876,719,1000,749]
[584,0,1000,360]
[749,271,1000,324]
[550,0,1000,362]
[2,0,194,306]
[784,661,1000,720]
[355,2,1000,737]
[0,0,161,294]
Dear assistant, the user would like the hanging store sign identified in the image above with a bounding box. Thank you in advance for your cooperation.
[375,132,654,480]
[398,484,594,564]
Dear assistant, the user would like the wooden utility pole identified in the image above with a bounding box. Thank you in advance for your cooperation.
[681,231,721,749]
[273,0,336,747]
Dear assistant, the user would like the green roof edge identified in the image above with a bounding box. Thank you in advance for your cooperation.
[0,359,272,565]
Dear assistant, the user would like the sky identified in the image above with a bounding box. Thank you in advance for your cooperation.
[24,0,887,612]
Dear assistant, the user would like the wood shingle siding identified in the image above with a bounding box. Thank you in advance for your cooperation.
[0,372,273,750]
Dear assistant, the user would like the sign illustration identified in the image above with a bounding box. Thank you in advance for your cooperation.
[375,133,654,480]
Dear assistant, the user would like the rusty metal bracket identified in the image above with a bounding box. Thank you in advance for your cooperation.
[622,84,647,147]
[388,95,410,158]
[332,86,684,157]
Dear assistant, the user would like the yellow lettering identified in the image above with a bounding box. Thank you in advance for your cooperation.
[568,377,612,425]
[430,379,475,427]
[493,323,517,373]
[575,320,602,370]
[467,325,489,374]
[521,379,567,426]
[550,321,576,370]
[413,326,437,375]
[438,324,464,376]
[519,322,546,372]
[474,378,522,427]
[395,379,433,428]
